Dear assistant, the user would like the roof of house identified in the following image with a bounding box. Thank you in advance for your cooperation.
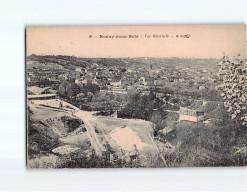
[27,86,51,95]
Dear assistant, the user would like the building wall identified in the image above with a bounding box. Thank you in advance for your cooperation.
[179,114,204,122]
[197,115,204,121]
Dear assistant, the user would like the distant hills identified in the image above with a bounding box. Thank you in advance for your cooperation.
[26,54,218,71]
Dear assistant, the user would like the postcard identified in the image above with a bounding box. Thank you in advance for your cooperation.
[26,25,246,168]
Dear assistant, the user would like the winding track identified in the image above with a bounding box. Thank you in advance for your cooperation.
[32,99,106,156]
[60,101,106,155]
[73,109,105,155]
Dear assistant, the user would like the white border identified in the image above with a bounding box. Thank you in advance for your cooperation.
[0,0,247,192]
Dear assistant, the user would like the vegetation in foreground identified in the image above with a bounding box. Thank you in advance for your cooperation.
[157,55,247,167]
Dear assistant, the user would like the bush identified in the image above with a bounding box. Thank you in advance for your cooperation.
[118,91,165,120]
[61,116,83,133]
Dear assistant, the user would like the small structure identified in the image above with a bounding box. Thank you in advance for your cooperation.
[139,77,154,86]
[75,67,82,73]
[27,94,58,100]
[179,107,204,122]
[27,86,53,95]
[27,86,58,100]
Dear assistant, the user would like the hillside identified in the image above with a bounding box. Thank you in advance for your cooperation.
[27,101,91,168]
[27,99,166,168]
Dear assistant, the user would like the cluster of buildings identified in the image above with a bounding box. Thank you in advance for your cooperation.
[26,57,223,122]
[27,57,220,93]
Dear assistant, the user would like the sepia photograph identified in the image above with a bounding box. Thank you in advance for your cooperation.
[26,25,246,168]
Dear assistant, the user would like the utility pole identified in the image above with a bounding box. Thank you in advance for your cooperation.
[154,84,157,98]
[149,84,158,99]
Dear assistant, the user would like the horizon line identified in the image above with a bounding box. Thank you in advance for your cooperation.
[27,54,221,60]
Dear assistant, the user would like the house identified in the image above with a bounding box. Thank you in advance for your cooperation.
[139,77,153,86]
[58,74,68,81]
[168,76,179,83]
[83,75,94,84]
[127,68,133,73]
[69,71,81,79]
[110,81,121,86]
[27,86,58,100]
[27,86,57,95]
[120,78,130,86]
[75,67,82,73]
[75,78,85,84]
[154,79,167,86]
[96,70,103,76]
[92,77,103,85]
[86,69,93,76]
[179,107,204,122]
[27,80,60,89]
[178,78,185,82]
[120,77,136,86]
[92,63,100,68]
[199,85,206,90]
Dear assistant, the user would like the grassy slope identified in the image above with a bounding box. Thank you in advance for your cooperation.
[162,119,247,167]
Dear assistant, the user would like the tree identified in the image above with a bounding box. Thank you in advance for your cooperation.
[149,111,166,135]
[217,55,247,125]
[67,83,80,100]
[58,74,67,82]
[118,90,166,122]
[76,93,85,102]
[58,81,70,97]
[121,68,126,72]
[80,83,100,95]
[87,92,94,102]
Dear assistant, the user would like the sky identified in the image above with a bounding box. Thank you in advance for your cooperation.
[26,25,246,58]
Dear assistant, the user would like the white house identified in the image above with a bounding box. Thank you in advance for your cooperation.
[75,67,82,73]
[179,107,204,122]
[110,81,121,86]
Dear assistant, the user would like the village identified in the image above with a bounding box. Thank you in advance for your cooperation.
[26,54,242,168]
[27,55,222,121]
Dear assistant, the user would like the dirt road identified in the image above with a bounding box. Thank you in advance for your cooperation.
[73,110,106,155]
[30,99,159,160]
